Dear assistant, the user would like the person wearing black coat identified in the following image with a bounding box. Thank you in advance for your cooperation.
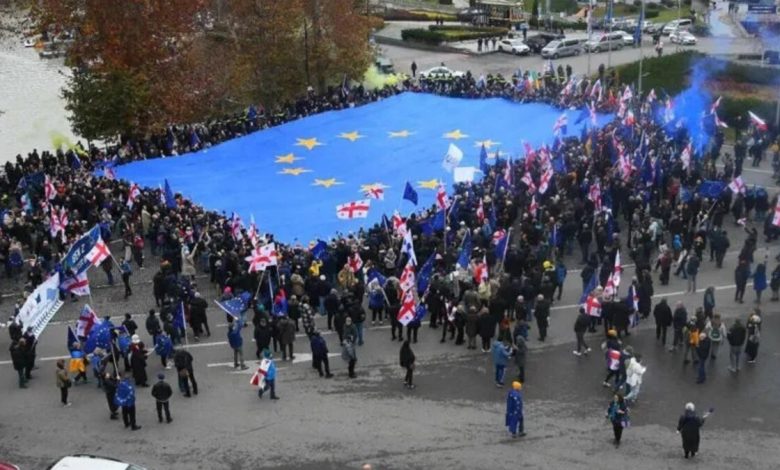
[324,289,340,330]
[253,318,273,359]
[189,294,210,339]
[534,295,550,342]
[173,348,198,396]
[310,331,333,378]
[677,403,711,458]
[477,308,496,351]
[726,319,746,372]
[672,302,688,351]
[734,259,750,303]
[399,340,416,389]
[653,299,672,346]
[613,301,630,338]
[103,373,119,419]
[573,311,591,356]
[122,314,138,336]
[146,310,162,346]
[151,373,173,423]
[696,333,711,383]
[130,342,149,387]
[9,340,27,388]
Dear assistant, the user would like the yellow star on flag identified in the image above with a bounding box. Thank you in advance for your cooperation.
[359,183,390,193]
[313,178,343,188]
[475,139,500,149]
[388,130,413,138]
[275,153,302,164]
[338,131,364,142]
[443,129,468,140]
[278,167,312,176]
[295,137,323,150]
[417,179,440,190]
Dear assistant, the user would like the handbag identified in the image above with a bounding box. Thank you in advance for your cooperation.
[63,378,72,388]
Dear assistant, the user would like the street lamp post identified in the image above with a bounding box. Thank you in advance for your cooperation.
[638,0,646,96]
[607,0,613,69]
[586,0,593,76]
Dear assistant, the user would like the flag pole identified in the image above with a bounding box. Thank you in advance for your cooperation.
[500,228,512,273]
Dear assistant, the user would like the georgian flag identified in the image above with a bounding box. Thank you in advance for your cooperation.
[397,289,416,326]
[476,199,485,224]
[521,172,536,194]
[646,88,657,104]
[474,255,488,285]
[104,167,116,180]
[247,215,259,247]
[552,112,568,136]
[50,206,68,238]
[589,181,602,212]
[589,79,602,99]
[336,199,371,219]
[401,231,417,265]
[538,167,553,194]
[245,243,278,272]
[492,229,507,245]
[44,175,56,201]
[392,210,408,238]
[364,187,385,200]
[126,183,141,208]
[436,184,450,210]
[680,144,692,170]
[621,84,633,103]
[76,304,101,337]
[772,198,780,228]
[348,252,363,273]
[87,236,111,267]
[399,259,416,292]
[528,195,538,218]
[584,294,601,318]
[230,213,244,240]
[622,109,636,127]
[61,271,90,297]
[728,176,746,195]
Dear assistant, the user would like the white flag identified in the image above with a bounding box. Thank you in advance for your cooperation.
[442,143,463,172]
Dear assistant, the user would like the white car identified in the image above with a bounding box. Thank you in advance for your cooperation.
[497,38,530,55]
[418,66,466,80]
[670,30,697,45]
[617,31,636,46]
[47,455,147,470]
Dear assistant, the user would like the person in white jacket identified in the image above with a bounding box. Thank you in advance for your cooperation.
[625,354,646,404]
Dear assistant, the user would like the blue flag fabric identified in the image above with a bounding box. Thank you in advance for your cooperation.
[495,231,509,259]
[117,333,131,355]
[579,271,598,304]
[414,304,427,323]
[84,321,112,354]
[574,106,590,125]
[367,268,387,287]
[403,182,418,206]
[432,209,446,231]
[114,379,136,407]
[71,153,82,170]
[172,302,186,330]
[62,225,102,275]
[67,326,79,352]
[479,145,490,175]
[457,232,473,269]
[155,334,173,357]
[552,153,567,174]
[189,130,201,148]
[164,179,177,209]
[696,180,726,199]
[416,253,436,295]
[489,204,497,231]
[310,240,327,260]
[448,199,460,224]
[215,291,253,319]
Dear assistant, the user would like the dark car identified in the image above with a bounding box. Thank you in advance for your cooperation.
[457,8,485,24]
[525,32,564,54]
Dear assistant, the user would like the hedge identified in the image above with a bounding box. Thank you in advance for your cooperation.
[429,25,506,34]
[402,27,507,43]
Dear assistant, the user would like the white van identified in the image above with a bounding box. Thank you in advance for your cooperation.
[662,18,692,35]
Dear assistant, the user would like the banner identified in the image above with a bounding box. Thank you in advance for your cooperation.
[62,225,101,275]
[15,272,64,338]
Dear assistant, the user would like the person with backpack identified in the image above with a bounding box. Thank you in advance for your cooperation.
[120,258,133,299]
[705,314,726,360]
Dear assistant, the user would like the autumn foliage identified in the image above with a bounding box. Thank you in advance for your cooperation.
[35,0,372,140]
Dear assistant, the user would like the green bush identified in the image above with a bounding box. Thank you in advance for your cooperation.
[528,17,589,30]
[429,25,506,34]
[644,10,659,19]
[401,29,444,44]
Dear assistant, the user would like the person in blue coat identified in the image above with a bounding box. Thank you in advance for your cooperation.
[227,316,247,370]
[154,333,173,369]
[753,261,767,303]
[505,381,525,437]
[114,372,141,430]
[492,339,512,387]
[258,349,279,400]
[309,331,333,378]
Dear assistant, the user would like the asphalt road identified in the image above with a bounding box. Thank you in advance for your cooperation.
[378,27,759,79]
[0,168,779,468]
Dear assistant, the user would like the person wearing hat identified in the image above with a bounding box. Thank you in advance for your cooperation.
[505,381,525,438]
[257,349,279,399]
[151,372,173,423]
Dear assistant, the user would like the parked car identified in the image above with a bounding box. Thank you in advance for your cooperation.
[375,56,395,74]
[457,8,485,24]
[642,21,657,33]
[541,39,583,59]
[662,18,692,35]
[669,29,697,45]
[418,66,465,80]
[47,455,147,470]
[525,32,564,54]
[497,38,531,55]
[583,32,625,52]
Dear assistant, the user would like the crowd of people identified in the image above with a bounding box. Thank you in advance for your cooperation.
[2,62,779,456]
